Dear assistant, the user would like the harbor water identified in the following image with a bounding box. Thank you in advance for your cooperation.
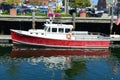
[0,45,120,80]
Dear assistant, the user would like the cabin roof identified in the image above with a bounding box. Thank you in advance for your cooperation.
[44,24,73,28]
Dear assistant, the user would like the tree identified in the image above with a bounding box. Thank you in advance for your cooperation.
[69,0,91,8]
[6,0,21,4]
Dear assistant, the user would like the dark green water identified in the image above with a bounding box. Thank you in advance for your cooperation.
[0,45,120,80]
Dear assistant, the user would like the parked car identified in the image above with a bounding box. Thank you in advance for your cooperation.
[69,9,76,15]
[39,6,48,14]
[1,4,12,13]
[16,6,32,14]
[86,7,104,17]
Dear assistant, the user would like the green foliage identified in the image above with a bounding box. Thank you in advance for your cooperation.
[60,13,71,17]
[1,10,9,15]
[17,13,47,16]
[62,0,65,6]
[6,0,20,4]
[35,13,47,16]
[0,2,9,5]
[69,0,91,8]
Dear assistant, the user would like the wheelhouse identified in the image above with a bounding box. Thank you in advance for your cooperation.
[44,24,73,33]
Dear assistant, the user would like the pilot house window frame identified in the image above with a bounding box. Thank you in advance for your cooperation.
[52,28,57,32]
[58,28,64,33]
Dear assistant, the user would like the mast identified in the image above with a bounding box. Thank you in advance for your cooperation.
[32,11,35,29]
[110,0,116,34]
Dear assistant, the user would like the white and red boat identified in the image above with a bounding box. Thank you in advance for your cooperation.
[10,20,110,49]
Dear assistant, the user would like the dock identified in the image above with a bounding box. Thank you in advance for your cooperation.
[0,35,12,43]
[0,15,117,23]
[0,35,12,46]
[110,38,120,41]
[0,35,11,40]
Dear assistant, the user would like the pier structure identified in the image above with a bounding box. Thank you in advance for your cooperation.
[0,15,116,23]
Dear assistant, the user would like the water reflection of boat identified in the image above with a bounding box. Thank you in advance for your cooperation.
[11,48,110,58]
[11,48,110,69]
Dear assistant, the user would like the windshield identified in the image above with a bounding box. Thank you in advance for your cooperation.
[44,26,48,31]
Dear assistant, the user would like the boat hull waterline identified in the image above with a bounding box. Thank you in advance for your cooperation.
[10,30,110,49]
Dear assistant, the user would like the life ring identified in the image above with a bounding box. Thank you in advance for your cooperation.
[66,34,71,39]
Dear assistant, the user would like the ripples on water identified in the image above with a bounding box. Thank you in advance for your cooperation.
[0,45,120,80]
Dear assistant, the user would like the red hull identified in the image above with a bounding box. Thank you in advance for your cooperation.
[10,30,110,49]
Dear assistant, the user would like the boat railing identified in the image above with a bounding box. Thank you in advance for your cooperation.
[71,31,110,40]
[88,32,109,37]
[72,31,109,37]
[72,31,88,35]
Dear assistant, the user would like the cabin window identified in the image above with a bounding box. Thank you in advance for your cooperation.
[65,28,71,33]
[52,28,57,32]
[59,28,64,33]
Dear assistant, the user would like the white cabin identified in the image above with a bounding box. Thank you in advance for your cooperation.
[28,23,74,40]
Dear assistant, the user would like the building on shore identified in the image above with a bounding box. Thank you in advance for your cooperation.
[97,0,107,9]
[97,0,119,9]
